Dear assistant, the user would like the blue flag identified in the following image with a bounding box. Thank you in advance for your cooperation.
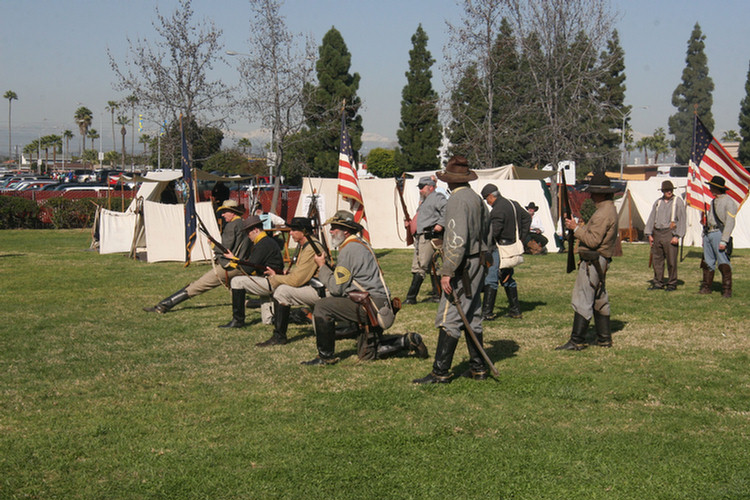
[181,115,197,266]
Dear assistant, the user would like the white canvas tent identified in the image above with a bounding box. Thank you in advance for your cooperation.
[296,175,557,250]
[616,177,750,248]
[98,170,222,262]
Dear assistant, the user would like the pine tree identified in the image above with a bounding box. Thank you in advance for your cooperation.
[301,27,362,178]
[668,23,714,164]
[396,25,441,173]
[594,30,630,173]
[738,60,750,165]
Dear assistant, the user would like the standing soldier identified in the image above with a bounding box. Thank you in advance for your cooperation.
[699,176,738,298]
[556,172,618,351]
[404,176,446,304]
[644,180,686,291]
[480,184,531,320]
[414,156,491,384]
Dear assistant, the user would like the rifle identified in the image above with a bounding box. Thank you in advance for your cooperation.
[302,229,334,270]
[395,175,414,246]
[306,180,332,260]
[196,213,283,274]
[559,172,576,273]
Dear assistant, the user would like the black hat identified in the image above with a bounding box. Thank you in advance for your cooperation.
[480,183,498,200]
[325,210,363,233]
[242,215,263,231]
[525,201,539,211]
[288,217,313,232]
[585,172,617,194]
[708,176,727,192]
[660,180,675,191]
[436,155,478,183]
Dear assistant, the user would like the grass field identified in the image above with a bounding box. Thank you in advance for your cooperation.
[1,229,749,499]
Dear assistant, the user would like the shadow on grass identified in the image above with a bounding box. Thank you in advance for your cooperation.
[451,339,520,383]
[519,300,546,314]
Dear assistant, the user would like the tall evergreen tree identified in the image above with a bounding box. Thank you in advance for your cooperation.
[738,60,750,165]
[668,23,714,164]
[396,24,441,173]
[301,27,362,178]
[594,30,630,173]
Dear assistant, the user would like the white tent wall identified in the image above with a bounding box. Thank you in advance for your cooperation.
[617,178,750,248]
[99,209,138,254]
[297,177,556,250]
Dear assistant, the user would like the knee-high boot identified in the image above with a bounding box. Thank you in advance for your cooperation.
[301,315,339,365]
[504,286,522,319]
[143,287,190,313]
[219,289,246,328]
[405,273,424,305]
[555,313,589,351]
[412,328,458,384]
[699,260,714,294]
[377,332,428,359]
[592,311,612,347]
[719,263,732,298]
[461,331,488,380]
[481,285,497,321]
[257,300,290,346]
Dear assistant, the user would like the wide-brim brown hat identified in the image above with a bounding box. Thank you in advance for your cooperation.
[288,217,313,232]
[242,214,263,231]
[708,176,727,192]
[585,172,617,194]
[217,199,244,215]
[436,155,478,183]
[660,180,675,192]
[325,210,363,233]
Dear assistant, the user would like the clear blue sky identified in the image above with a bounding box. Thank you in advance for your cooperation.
[2,0,750,160]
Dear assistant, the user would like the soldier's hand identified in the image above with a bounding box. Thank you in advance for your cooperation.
[313,254,326,268]
[648,235,654,245]
[440,276,452,295]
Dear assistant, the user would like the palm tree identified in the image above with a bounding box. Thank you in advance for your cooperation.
[87,128,100,152]
[117,115,131,168]
[139,134,151,156]
[106,100,119,152]
[4,90,18,161]
[74,106,93,156]
[126,95,138,160]
[62,130,74,164]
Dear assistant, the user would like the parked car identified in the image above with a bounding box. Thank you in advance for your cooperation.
[14,180,58,191]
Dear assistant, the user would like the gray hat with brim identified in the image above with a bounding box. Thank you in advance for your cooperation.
[242,215,263,231]
[325,210,363,233]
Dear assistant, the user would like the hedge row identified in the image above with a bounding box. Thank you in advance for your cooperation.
[0,196,130,230]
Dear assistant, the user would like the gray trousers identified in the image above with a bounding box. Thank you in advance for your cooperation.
[435,256,485,339]
[410,234,437,276]
[651,228,678,287]
[571,257,610,320]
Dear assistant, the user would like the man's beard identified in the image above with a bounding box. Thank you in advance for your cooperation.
[331,232,346,248]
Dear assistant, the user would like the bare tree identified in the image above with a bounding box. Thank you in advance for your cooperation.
[235,0,315,213]
[108,0,232,158]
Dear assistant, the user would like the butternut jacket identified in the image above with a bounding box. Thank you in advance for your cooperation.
[575,199,618,258]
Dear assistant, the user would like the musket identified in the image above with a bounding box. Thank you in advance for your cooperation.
[449,290,499,377]
[302,229,334,270]
[196,213,283,274]
[395,174,414,246]
[559,172,576,273]
[306,179,332,260]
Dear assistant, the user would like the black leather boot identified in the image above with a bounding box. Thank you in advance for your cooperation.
[481,285,497,321]
[461,331,488,380]
[699,260,714,294]
[405,273,424,304]
[377,332,429,359]
[257,300,290,346]
[301,315,339,365]
[555,313,589,351]
[504,286,522,319]
[413,328,458,384]
[219,289,246,328]
[592,311,612,347]
[719,263,732,298]
[143,287,189,313]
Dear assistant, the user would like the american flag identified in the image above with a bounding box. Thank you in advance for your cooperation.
[687,115,750,212]
[337,111,370,242]
[181,115,197,266]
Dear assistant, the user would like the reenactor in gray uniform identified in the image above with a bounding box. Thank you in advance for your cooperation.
[302,211,427,365]
[556,172,618,351]
[645,180,686,291]
[143,200,251,314]
[405,176,446,304]
[414,156,491,384]
[700,176,739,298]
